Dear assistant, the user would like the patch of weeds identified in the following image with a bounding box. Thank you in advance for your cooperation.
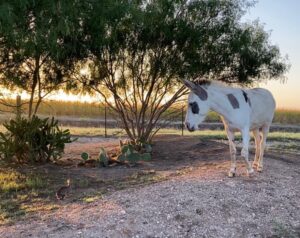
[21,203,59,213]
[25,175,47,190]
[76,178,90,188]
[126,170,166,185]
[174,167,193,176]
[272,221,298,238]
[0,199,26,225]
[0,168,59,224]
[82,193,102,203]
[270,141,300,153]
[0,170,26,193]
[105,170,165,192]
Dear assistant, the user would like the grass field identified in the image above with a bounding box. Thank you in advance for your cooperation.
[61,126,300,143]
[1,98,300,124]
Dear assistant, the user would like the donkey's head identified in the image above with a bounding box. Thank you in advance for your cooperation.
[183,79,210,132]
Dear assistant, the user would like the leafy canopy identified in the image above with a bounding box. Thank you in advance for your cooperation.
[78,0,288,142]
[0,0,89,116]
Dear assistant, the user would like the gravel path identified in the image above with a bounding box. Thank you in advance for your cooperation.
[1,155,300,238]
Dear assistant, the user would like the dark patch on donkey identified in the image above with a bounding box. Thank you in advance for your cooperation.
[189,102,199,114]
[242,90,251,107]
[227,94,239,109]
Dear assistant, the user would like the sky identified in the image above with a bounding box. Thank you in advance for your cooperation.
[244,0,300,109]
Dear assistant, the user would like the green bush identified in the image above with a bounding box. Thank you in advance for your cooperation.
[98,147,109,167]
[0,116,73,163]
[81,152,89,161]
[117,141,152,165]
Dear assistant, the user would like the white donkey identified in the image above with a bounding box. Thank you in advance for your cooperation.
[183,79,275,177]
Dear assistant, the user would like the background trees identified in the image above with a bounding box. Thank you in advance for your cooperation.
[0,0,88,117]
[79,0,288,143]
[0,0,289,143]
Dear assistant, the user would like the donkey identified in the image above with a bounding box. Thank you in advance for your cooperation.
[183,79,276,177]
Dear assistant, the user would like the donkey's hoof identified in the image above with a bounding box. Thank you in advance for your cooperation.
[228,171,236,178]
[257,166,263,172]
[252,162,258,169]
[247,168,255,177]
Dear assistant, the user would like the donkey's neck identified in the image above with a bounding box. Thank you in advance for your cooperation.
[207,84,235,120]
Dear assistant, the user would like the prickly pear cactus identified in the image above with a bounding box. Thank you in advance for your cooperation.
[117,143,152,165]
[141,152,151,161]
[126,152,141,165]
[99,147,109,167]
[144,144,152,153]
[121,144,134,154]
[81,152,89,161]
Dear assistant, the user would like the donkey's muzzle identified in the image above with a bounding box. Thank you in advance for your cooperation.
[185,122,195,132]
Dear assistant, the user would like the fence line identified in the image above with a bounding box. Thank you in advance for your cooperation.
[0,97,299,136]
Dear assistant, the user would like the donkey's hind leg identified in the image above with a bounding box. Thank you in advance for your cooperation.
[257,125,270,172]
[252,129,261,169]
[225,128,237,177]
[241,128,254,176]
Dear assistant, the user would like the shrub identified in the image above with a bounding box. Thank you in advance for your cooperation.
[81,152,89,161]
[117,140,152,166]
[98,147,109,167]
[0,116,73,163]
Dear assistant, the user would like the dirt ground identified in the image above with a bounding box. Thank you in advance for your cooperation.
[1,135,300,238]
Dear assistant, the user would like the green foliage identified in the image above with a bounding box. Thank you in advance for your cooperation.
[272,221,299,238]
[98,147,109,167]
[81,152,89,161]
[0,116,73,163]
[117,141,152,165]
[25,176,47,190]
[0,0,90,117]
[80,0,288,143]
[0,0,289,142]
[0,171,25,193]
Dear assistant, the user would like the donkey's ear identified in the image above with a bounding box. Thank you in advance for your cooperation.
[182,79,208,101]
[193,86,208,101]
[182,79,196,90]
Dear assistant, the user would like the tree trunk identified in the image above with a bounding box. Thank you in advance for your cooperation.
[28,56,40,118]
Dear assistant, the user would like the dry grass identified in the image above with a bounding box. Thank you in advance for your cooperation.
[62,126,300,142]
[273,109,300,124]
[0,168,58,225]
[1,98,300,124]
[0,163,166,225]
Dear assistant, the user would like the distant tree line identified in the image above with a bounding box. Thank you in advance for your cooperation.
[0,0,289,143]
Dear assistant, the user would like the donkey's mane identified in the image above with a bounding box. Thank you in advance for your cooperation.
[194,79,241,91]
[194,79,211,86]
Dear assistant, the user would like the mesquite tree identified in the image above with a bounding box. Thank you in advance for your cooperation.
[0,0,88,117]
[80,0,288,143]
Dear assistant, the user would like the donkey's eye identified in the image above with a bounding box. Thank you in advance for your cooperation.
[189,102,199,114]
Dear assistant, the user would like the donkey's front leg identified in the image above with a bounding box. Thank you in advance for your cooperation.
[252,129,261,169]
[257,125,270,172]
[241,129,254,176]
[226,129,236,177]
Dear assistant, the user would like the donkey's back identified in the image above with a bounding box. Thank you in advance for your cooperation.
[247,88,276,129]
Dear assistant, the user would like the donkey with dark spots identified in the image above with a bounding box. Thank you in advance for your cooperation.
[182,79,275,177]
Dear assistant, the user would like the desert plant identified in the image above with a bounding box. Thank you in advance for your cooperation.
[98,147,109,167]
[117,141,152,166]
[81,152,89,161]
[0,116,73,163]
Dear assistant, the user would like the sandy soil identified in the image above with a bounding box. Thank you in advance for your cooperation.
[1,135,299,238]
